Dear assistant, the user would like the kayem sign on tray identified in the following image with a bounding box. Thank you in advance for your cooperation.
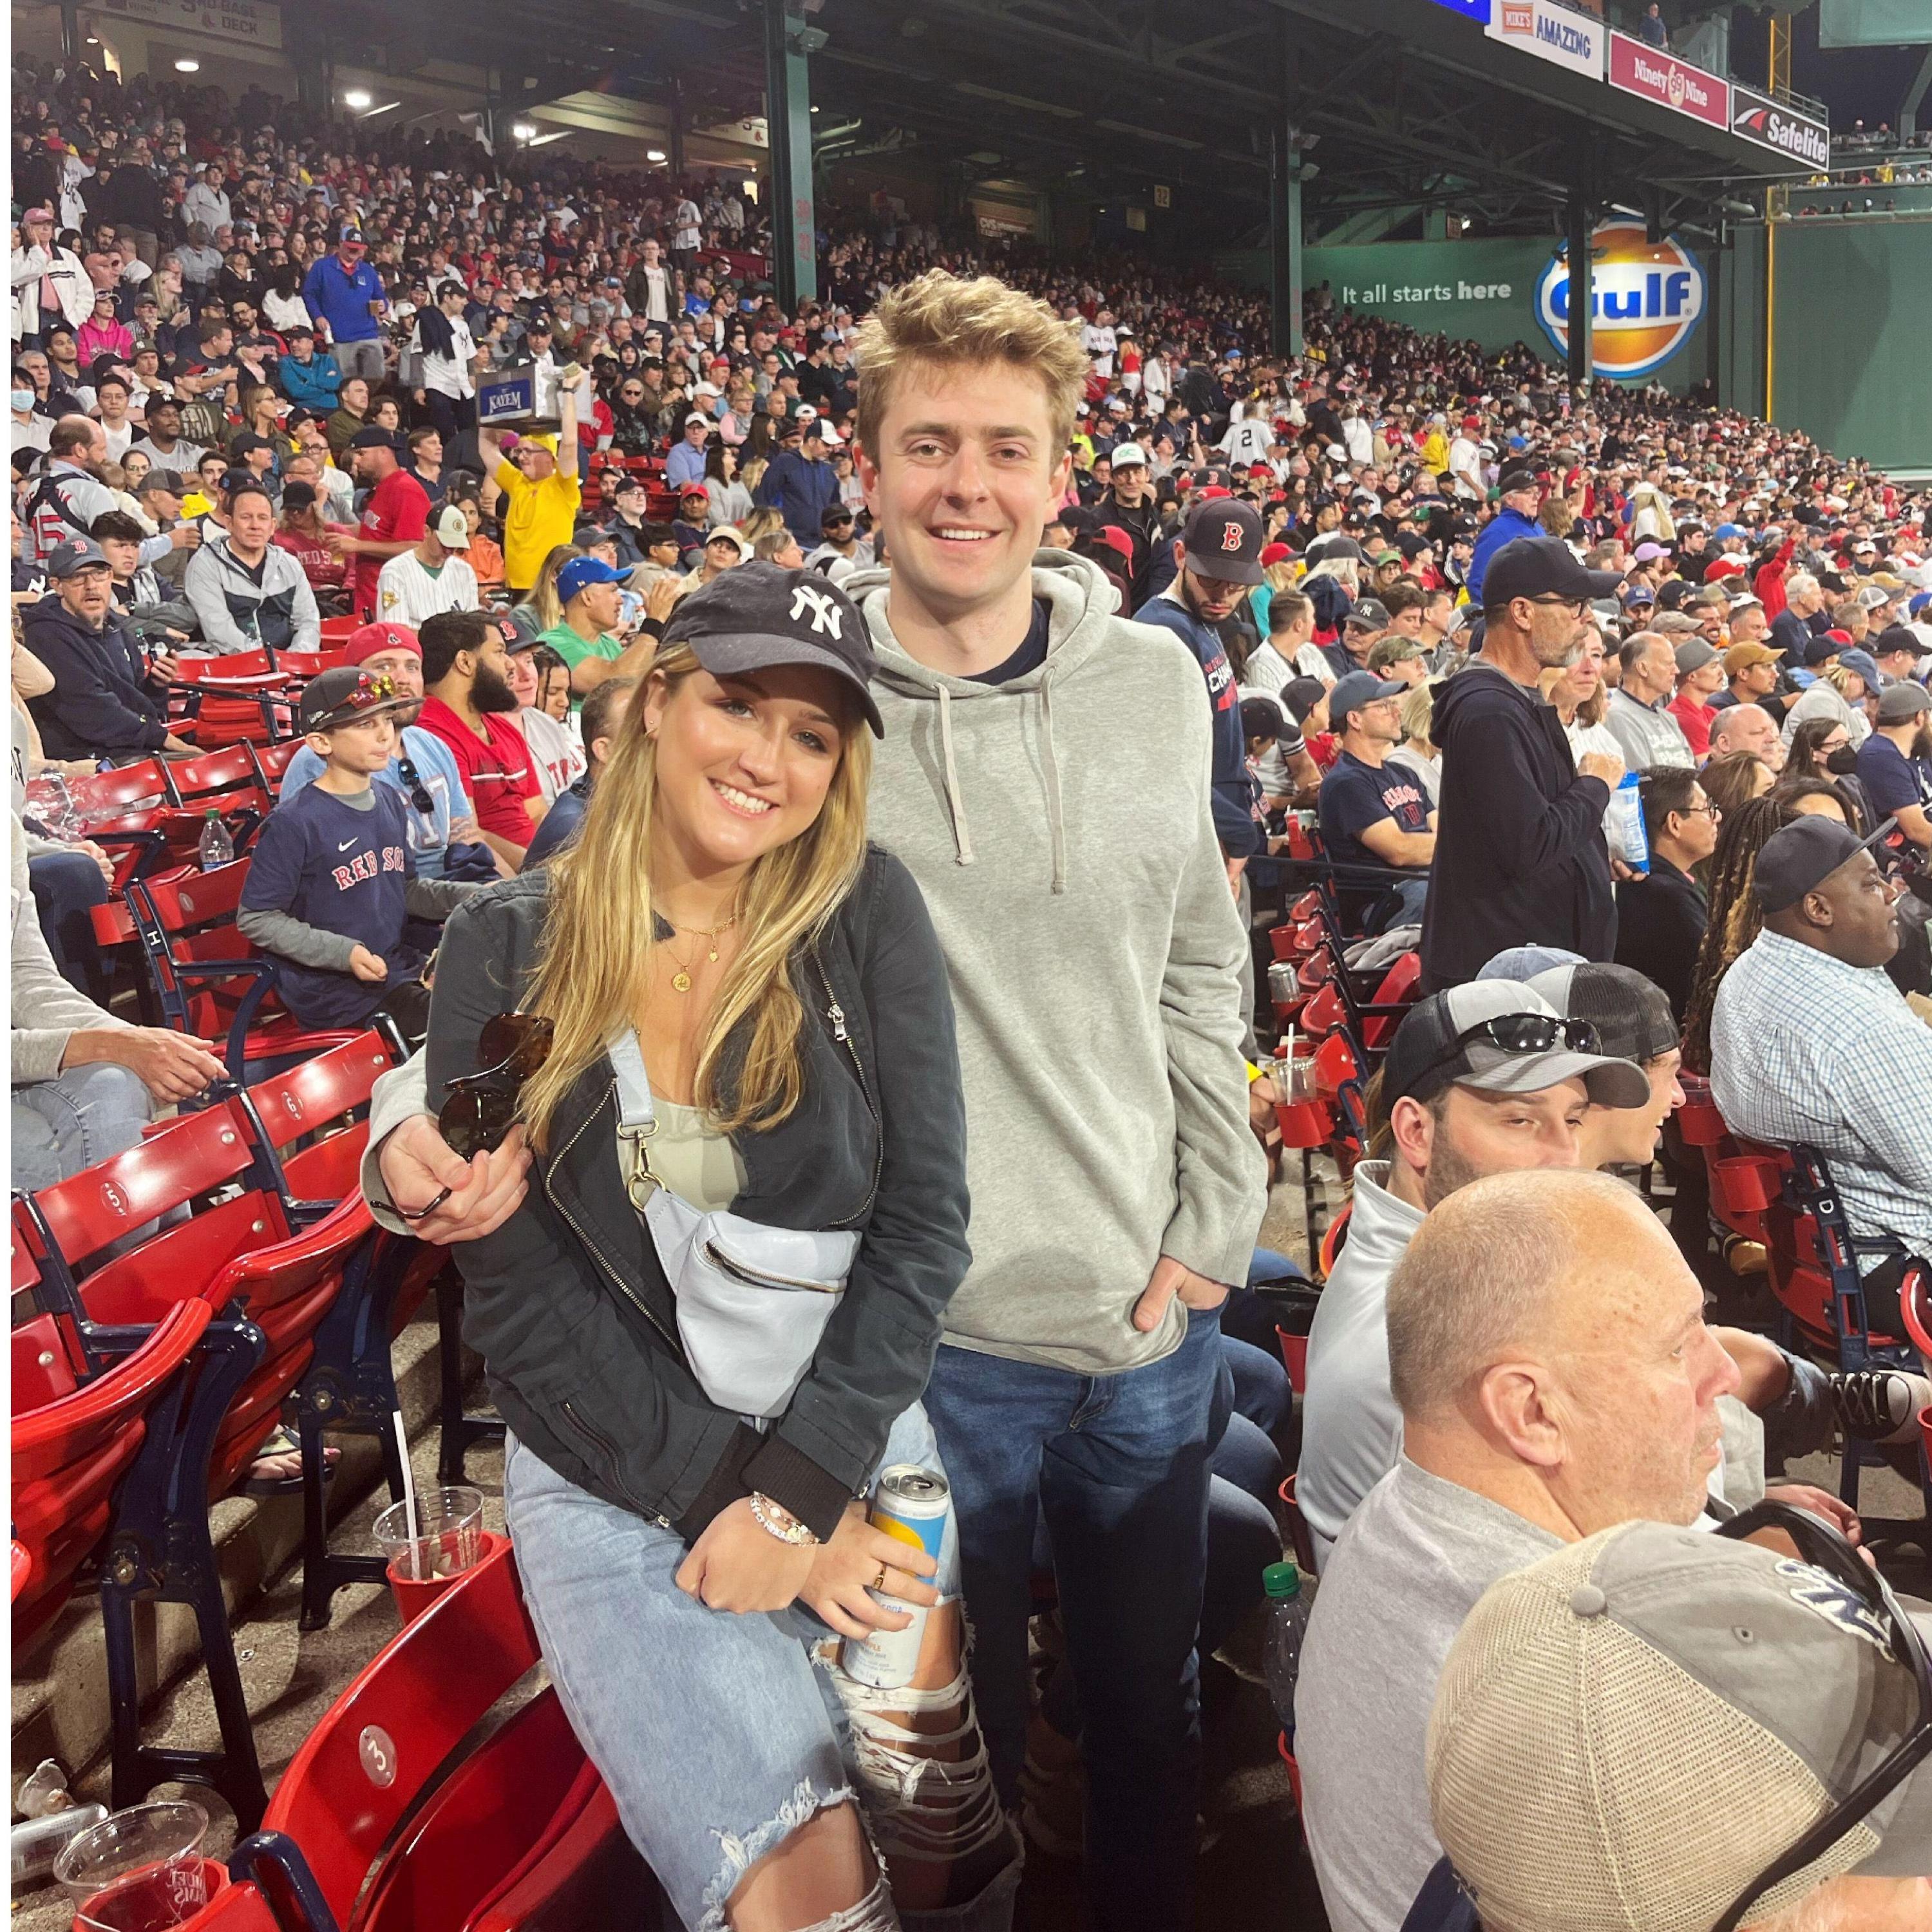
[1609,33,1730,129]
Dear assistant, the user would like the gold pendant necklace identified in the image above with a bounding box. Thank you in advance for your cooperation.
[662,909,738,994]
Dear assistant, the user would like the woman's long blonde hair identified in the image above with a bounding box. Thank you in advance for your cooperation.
[522,543,582,635]
[517,643,875,1150]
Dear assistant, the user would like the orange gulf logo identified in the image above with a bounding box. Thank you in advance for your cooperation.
[1533,220,1705,381]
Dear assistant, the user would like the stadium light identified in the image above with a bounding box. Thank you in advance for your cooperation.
[174,56,199,71]
[344,88,373,109]
[513,120,538,141]
[647,148,667,162]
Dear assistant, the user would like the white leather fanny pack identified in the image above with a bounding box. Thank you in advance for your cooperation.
[610,1032,857,1419]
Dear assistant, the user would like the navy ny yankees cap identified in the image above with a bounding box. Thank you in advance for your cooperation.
[658,560,882,735]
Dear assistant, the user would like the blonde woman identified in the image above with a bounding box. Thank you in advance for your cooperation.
[1542,629,1620,766]
[1385,680,1441,810]
[419,562,1014,1932]
[519,543,583,637]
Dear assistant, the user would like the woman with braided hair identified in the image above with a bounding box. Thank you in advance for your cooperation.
[1681,781,1853,1074]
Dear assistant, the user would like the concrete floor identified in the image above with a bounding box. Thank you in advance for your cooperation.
[15,1153,1925,1932]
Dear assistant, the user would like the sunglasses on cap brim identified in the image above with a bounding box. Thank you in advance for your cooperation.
[1407,1013,1603,1096]
[310,672,405,727]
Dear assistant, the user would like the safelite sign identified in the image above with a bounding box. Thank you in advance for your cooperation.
[1609,32,1730,129]
[1533,220,1707,381]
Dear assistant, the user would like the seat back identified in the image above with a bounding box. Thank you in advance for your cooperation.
[252,739,303,793]
[12,1298,211,1643]
[164,743,265,806]
[244,1030,394,1202]
[464,1770,649,1932]
[356,1690,603,1932]
[68,757,169,821]
[1361,951,1421,1050]
[261,1540,543,1929]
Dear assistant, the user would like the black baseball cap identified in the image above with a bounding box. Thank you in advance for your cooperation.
[1480,536,1621,612]
[1179,498,1264,584]
[1383,981,1651,1110]
[494,607,544,651]
[1753,816,1895,914]
[659,560,882,735]
[349,425,406,452]
[1346,596,1392,632]
[299,666,408,732]
[1525,963,1680,1066]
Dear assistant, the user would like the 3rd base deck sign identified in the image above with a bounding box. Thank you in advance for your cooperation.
[1534,220,1706,381]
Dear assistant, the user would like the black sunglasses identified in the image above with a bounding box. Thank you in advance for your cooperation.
[1410,1014,1603,1094]
[395,1013,553,1221]
[394,753,435,819]
[1712,1501,1932,1932]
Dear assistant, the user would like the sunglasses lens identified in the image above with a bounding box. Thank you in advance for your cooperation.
[479,1010,554,1079]
[440,1086,516,1160]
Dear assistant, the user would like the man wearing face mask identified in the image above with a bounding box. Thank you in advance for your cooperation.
[1421,538,1625,990]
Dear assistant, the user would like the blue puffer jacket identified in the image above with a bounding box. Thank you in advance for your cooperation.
[278,352,341,412]
[1465,507,1544,605]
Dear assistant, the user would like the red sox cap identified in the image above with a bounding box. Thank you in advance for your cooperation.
[1180,497,1264,585]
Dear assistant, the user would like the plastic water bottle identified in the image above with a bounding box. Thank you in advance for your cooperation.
[39,773,80,841]
[198,809,234,871]
[1263,1559,1316,1743]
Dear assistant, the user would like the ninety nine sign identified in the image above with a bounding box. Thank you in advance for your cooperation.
[1608,33,1730,128]
[1486,0,1608,80]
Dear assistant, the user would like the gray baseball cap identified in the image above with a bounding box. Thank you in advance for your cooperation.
[1381,981,1652,1109]
[46,537,111,578]
[1428,1521,1932,1932]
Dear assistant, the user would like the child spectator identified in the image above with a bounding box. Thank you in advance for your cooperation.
[237,667,478,1032]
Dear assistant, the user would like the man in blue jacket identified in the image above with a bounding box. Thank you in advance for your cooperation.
[753,417,839,548]
[1136,496,1266,1042]
[1464,466,1545,606]
[276,327,341,413]
[300,226,388,386]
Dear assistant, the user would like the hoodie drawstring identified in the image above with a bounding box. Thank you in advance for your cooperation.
[936,682,975,867]
[1038,670,1066,895]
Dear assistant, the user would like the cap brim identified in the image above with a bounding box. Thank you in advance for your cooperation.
[1848,1606,1932,1875]
[689,633,884,737]
[1188,559,1265,586]
[1458,1047,1653,1109]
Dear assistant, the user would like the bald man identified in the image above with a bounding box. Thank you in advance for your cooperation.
[1294,1171,1743,1932]
[1708,699,1785,773]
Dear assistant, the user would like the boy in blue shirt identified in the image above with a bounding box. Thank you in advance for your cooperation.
[238,667,478,1032]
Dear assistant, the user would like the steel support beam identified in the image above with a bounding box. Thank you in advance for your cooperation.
[669,77,687,176]
[764,0,817,309]
[1270,33,1304,359]
[60,0,80,61]
[1566,172,1593,389]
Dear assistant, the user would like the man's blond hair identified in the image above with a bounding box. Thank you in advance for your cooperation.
[852,270,1088,460]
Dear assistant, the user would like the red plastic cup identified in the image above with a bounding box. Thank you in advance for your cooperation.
[55,1804,215,1932]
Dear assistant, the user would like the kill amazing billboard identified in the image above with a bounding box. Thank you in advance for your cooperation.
[1533,221,1706,381]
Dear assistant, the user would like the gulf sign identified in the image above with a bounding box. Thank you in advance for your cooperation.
[1533,221,1706,381]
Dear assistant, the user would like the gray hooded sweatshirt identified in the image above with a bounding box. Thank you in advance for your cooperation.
[359,551,1265,1376]
[848,549,1266,1374]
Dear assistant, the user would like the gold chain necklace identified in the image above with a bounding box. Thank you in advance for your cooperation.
[660,910,738,994]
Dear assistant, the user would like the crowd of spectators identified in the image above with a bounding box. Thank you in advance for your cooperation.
[12,48,1932,1932]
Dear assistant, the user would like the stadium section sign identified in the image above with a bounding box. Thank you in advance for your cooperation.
[1608,33,1729,128]
[1485,0,1607,80]
[1534,220,1706,381]
[1729,84,1831,169]
[99,0,282,47]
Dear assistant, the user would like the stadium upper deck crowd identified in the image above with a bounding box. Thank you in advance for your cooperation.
[12,50,1932,1932]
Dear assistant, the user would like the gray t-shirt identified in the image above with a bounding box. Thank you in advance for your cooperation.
[1294,1459,1563,1932]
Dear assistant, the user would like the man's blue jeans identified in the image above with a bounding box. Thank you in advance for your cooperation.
[923,1306,1231,1931]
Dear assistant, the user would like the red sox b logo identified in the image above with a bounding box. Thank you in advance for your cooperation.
[1220,520,1243,554]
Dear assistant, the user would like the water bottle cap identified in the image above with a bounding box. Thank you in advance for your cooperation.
[1262,1560,1301,1599]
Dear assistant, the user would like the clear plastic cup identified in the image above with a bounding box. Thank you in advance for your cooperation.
[373,1484,484,1584]
[54,1801,210,1932]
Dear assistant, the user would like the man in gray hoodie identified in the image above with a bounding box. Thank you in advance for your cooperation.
[363,271,1265,1929]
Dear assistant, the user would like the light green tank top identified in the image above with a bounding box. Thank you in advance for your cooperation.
[631,1096,746,1214]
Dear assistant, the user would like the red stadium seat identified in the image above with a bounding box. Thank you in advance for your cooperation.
[464,1769,644,1932]
[11,1299,211,1647]
[1359,951,1421,1051]
[261,1540,550,1927]
[243,1030,395,1206]
[129,859,361,1081]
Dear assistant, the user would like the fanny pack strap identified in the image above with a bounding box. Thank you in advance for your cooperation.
[607,1030,659,1209]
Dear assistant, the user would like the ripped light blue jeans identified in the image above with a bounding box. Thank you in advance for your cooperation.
[504,1403,987,1932]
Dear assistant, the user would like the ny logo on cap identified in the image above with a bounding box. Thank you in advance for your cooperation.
[791,583,842,639]
[1219,520,1244,554]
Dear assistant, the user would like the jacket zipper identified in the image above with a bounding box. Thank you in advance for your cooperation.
[556,1398,667,1526]
[701,1239,844,1294]
[813,952,882,1227]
